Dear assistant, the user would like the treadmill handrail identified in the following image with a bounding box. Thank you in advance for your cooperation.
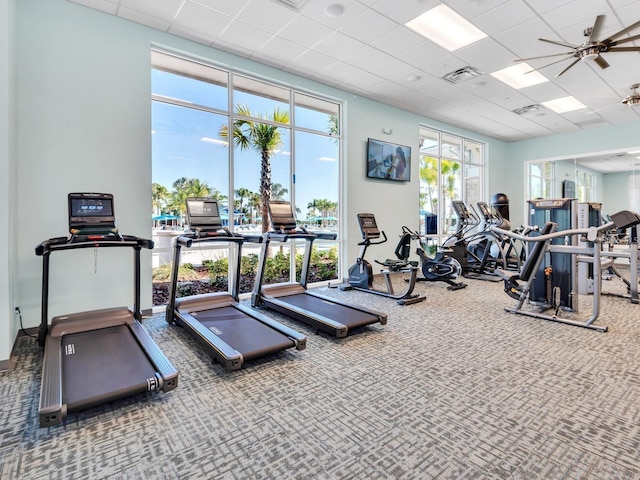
[36,234,153,346]
[36,235,153,256]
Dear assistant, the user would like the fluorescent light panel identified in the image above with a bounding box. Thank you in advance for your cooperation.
[542,96,587,113]
[490,63,548,89]
[405,4,487,51]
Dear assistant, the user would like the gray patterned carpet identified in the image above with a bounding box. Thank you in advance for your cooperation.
[2,271,640,479]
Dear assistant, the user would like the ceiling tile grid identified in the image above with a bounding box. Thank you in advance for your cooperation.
[66,0,640,152]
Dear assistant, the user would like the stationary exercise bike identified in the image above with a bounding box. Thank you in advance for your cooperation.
[339,213,426,305]
[400,226,467,291]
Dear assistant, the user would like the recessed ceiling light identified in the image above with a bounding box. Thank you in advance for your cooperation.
[490,63,548,89]
[542,96,587,113]
[325,4,345,17]
[405,4,487,51]
[407,75,422,82]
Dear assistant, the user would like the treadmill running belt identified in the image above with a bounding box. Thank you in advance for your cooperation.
[62,325,157,410]
[279,293,379,329]
[192,306,294,360]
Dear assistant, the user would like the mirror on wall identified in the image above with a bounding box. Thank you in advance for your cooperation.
[528,148,640,217]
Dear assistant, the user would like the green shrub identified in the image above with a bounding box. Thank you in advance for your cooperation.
[152,263,199,282]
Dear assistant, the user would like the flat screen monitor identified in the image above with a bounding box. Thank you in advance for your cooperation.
[186,197,222,230]
[68,193,116,231]
[366,138,411,182]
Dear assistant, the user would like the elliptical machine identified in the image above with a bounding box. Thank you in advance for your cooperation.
[339,213,426,305]
[401,226,467,290]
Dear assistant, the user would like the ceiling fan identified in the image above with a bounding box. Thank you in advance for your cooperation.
[622,83,640,106]
[584,83,640,116]
[515,15,640,77]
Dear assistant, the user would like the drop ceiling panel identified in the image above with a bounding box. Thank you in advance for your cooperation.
[119,0,183,21]
[173,2,233,37]
[339,8,397,44]
[278,15,335,48]
[218,20,273,52]
[189,0,251,17]
[472,0,537,36]
[237,1,298,33]
[67,0,640,148]
[300,0,367,28]
[345,46,394,72]
[369,26,426,57]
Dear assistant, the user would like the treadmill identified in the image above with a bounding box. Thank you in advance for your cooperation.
[36,193,178,427]
[166,197,306,371]
[251,201,387,338]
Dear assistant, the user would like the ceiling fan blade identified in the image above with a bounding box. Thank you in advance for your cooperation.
[607,46,640,52]
[587,15,605,42]
[514,52,574,62]
[539,37,578,49]
[602,19,640,43]
[593,55,610,70]
[555,58,581,77]
[608,33,640,46]
[524,56,574,74]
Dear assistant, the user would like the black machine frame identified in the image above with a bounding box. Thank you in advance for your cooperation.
[251,201,387,337]
[36,229,178,427]
[339,213,426,305]
[166,198,306,371]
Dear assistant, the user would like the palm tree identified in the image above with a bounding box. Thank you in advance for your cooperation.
[219,104,289,233]
[248,191,261,225]
[185,178,212,197]
[271,182,288,201]
[234,187,251,210]
[307,199,319,218]
[152,183,169,215]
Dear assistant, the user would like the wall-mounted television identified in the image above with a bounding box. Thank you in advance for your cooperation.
[366,138,411,182]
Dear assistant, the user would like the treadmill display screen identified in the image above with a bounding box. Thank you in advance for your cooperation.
[268,201,297,230]
[68,193,116,228]
[70,198,113,217]
[186,198,222,228]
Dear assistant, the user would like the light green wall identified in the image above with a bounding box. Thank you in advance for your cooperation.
[1,0,17,369]
[603,172,633,215]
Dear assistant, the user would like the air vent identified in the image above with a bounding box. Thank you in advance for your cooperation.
[271,0,309,11]
[442,66,483,84]
[512,104,544,115]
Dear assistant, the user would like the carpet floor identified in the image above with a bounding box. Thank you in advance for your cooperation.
[1,270,640,479]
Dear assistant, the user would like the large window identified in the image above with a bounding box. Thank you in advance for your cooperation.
[527,161,554,200]
[150,50,341,304]
[418,127,485,238]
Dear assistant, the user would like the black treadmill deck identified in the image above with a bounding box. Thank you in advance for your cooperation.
[188,306,296,361]
[62,324,158,410]
[280,293,380,328]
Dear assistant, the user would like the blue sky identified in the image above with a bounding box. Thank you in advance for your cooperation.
[151,69,339,219]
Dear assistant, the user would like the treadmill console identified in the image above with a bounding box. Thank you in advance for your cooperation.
[186,197,226,236]
[68,192,119,240]
[268,201,297,232]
